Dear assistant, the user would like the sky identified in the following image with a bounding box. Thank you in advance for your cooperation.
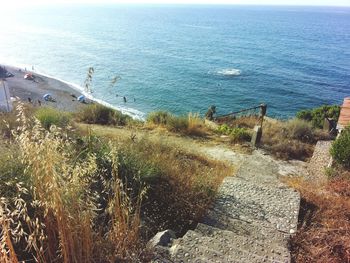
[3,0,350,7]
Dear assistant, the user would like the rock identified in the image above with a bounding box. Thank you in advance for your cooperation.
[148,229,176,249]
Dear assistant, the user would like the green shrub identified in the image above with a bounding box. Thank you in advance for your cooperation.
[0,146,27,198]
[296,105,340,129]
[217,124,230,135]
[217,125,251,143]
[229,127,252,143]
[331,128,350,168]
[77,104,130,126]
[146,111,172,125]
[35,107,71,129]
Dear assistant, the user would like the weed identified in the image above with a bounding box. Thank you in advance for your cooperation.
[229,127,252,143]
[147,111,172,126]
[76,104,131,126]
[35,107,71,129]
[287,176,350,263]
[147,111,207,136]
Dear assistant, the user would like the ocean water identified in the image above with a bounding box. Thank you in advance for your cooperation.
[0,5,349,119]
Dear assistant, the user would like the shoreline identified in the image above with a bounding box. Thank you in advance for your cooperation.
[0,64,145,119]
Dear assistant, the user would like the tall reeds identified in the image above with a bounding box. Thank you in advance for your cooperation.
[0,103,145,262]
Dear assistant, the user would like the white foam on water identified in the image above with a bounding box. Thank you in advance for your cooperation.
[216,68,241,76]
[0,61,146,120]
[182,24,213,30]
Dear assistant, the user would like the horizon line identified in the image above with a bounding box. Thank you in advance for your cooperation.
[8,2,350,8]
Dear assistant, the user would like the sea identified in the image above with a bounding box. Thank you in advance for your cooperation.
[0,4,349,119]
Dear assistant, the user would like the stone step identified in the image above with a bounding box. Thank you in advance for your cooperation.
[195,223,288,249]
[205,177,300,234]
[170,228,290,263]
[155,150,304,263]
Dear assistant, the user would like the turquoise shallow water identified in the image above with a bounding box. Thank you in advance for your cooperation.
[0,5,349,119]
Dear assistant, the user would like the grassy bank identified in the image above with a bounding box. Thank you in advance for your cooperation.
[0,104,232,262]
[74,105,336,162]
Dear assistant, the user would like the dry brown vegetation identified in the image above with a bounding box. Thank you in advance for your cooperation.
[78,124,233,237]
[217,115,261,129]
[146,111,208,137]
[214,115,331,160]
[285,173,350,263]
[261,118,332,161]
[0,104,231,262]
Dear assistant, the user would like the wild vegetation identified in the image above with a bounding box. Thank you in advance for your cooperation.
[286,122,350,263]
[212,115,330,160]
[287,169,350,263]
[261,118,331,160]
[216,124,252,143]
[35,106,72,129]
[331,127,350,168]
[1,101,347,262]
[76,104,132,126]
[0,103,231,262]
[296,104,340,129]
[146,111,207,136]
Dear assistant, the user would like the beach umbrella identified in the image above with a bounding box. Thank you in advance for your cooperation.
[43,94,51,101]
[77,95,85,102]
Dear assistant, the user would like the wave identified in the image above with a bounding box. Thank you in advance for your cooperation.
[182,24,213,30]
[0,61,146,120]
[215,68,242,76]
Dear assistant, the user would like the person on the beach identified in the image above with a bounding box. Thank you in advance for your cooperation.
[123,96,127,103]
[38,100,41,106]
[28,97,32,103]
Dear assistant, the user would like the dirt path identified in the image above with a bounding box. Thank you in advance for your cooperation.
[82,124,248,167]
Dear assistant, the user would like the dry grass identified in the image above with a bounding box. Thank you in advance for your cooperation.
[146,111,208,137]
[1,104,232,262]
[0,102,35,139]
[229,116,261,129]
[284,175,350,263]
[187,112,208,136]
[87,127,233,237]
[135,140,231,236]
[261,118,331,161]
[0,103,146,262]
[214,116,331,160]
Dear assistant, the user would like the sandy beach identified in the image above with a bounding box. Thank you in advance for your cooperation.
[0,64,87,112]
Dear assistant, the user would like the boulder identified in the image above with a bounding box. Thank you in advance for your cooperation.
[147,229,176,249]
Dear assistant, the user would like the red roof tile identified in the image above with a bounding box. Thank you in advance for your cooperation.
[338,97,350,128]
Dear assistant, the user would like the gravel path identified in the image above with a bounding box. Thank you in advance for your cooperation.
[166,150,306,263]
[307,140,333,181]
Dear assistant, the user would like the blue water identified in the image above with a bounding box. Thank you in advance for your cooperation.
[1,5,350,119]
